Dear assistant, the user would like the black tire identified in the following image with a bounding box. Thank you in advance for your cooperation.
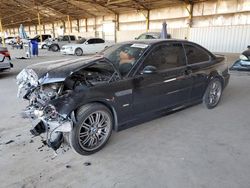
[51,44,59,52]
[69,103,113,155]
[203,78,223,109]
[75,48,83,56]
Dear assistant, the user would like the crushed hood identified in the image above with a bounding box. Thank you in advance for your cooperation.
[26,56,103,83]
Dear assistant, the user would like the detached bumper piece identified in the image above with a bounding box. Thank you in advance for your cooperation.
[30,119,72,151]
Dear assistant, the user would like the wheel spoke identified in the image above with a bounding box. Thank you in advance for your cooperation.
[88,114,95,125]
[99,122,108,129]
[82,135,91,145]
[98,116,107,127]
[82,122,91,129]
[79,132,88,137]
[95,112,101,124]
[88,137,95,147]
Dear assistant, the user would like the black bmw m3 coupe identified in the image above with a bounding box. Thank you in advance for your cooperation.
[17,39,230,155]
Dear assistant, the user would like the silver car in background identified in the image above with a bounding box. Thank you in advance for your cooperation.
[0,47,13,71]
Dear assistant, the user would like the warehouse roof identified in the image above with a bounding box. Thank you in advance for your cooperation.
[0,0,207,28]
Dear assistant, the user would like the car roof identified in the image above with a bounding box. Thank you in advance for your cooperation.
[140,32,160,35]
[120,39,188,45]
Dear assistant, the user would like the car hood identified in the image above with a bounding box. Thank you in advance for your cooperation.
[26,56,103,84]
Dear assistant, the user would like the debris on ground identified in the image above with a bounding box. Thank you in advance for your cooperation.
[16,134,21,137]
[5,140,14,145]
[66,165,71,169]
[37,145,44,150]
[29,139,34,143]
[84,162,91,166]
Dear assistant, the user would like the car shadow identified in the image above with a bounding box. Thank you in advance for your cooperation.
[0,71,19,79]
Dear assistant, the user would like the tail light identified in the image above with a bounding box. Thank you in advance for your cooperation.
[0,51,11,60]
[0,51,10,57]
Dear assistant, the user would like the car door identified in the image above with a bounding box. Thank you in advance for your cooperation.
[183,43,212,101]
[85,39,97,54]
[132,42,193,116]
[94,38,106,52]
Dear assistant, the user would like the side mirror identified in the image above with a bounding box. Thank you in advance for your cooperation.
[85,41,89,45]
[142,65,157,74]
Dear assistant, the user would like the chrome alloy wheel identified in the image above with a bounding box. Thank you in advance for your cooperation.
[78,111,111,151]
[207,80,222,106]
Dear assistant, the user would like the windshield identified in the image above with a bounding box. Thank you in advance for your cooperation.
[100,43,149,76]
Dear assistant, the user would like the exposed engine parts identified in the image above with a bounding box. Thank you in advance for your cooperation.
[16,60,118,152]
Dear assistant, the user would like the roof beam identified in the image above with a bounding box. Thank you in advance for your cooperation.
[66,0,96,17]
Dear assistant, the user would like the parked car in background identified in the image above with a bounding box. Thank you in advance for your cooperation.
[17,39,229,155]
[135,32,171,40]
[0,47,13,71]
[230,45,250,71]
[47,35,77,52]
[38,38,55,49]
[4,37,15,45]
[61,37,113,56]
[30,34,52,43]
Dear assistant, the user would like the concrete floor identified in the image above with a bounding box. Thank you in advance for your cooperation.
[0,47,250,188]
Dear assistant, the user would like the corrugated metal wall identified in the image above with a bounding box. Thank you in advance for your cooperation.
[189,25,250,53]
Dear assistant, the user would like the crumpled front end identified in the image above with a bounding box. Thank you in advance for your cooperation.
[16,69,73,151]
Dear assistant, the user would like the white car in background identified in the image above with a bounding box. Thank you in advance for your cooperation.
[61,38,113,56]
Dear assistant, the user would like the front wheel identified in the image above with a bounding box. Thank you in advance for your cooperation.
[203,78,223,109]
[75,48,83,56]
[69,103,113,155]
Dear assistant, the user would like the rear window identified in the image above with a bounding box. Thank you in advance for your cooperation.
[184,44,210,65]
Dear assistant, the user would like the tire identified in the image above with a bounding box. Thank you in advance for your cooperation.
[75,48,83,56]
[69,103,113,155]
[41,44,46,49]
[203,78,223,109]
[51,44,59,52]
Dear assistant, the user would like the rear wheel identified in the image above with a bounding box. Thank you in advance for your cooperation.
[203,78,223,109]
[75,48,83,56]
[69,103,113,155]
[51,44,59,52]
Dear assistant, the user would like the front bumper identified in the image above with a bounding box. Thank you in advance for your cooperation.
[60,49,74,55]
[0,62,13,70]
[22,106,73,151]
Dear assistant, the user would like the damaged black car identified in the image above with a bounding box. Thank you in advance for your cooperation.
[17,40,230,155]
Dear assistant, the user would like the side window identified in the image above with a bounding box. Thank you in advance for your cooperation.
[138,34,146,39]
[95,39,105,43]
[87,39,96,44]
[140,43,186,71]
[145,35,155,39]
[62,36,69,41]
[184,44,210,64]
[70,36,76,41]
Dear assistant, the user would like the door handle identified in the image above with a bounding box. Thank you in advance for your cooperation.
[134,76,144,82]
